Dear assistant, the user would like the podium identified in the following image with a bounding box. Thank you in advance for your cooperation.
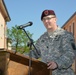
[7,50,52,75]
[28,58,51,75]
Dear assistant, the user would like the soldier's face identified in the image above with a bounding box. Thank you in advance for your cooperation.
[42,15,57,31]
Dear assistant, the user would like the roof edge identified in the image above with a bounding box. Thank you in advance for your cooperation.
[2,0,11,22]
[62,12,76,28]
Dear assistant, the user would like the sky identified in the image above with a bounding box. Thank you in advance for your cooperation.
[4,0,76,41]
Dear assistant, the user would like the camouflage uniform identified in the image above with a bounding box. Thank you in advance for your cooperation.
[32,27,75,75]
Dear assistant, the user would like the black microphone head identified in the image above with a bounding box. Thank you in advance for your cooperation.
[28,21,33,26]
[17,21,33,29]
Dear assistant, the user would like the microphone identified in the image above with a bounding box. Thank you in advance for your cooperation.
[18,21,33,29]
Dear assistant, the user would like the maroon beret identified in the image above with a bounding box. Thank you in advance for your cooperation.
[41,10,56,20]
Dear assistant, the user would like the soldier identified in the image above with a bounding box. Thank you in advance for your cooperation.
[32,9,76,75]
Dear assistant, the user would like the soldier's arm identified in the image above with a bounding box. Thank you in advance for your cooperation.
[55,33,75,69]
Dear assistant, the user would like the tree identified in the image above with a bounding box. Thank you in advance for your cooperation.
[7,25,33,54]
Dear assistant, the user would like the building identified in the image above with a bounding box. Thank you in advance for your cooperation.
[62,12,76,74]
[0,0,11,49]
[0,0,11,75]
[62,12,76,42]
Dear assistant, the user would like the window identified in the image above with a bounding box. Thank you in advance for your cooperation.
[72,22,74,35]
[69,25,71,32]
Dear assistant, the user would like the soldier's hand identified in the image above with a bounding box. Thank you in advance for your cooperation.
[47,61,58,70]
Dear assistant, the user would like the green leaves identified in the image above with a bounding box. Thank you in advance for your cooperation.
[7,25,33,54]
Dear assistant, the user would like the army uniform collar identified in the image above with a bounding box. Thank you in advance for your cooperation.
[47,27,62,38]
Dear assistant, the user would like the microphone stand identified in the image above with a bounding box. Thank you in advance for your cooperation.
[22,28,39,75]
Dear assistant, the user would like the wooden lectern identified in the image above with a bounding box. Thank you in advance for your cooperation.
[28,58,52,75]
[7,50,52,75]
